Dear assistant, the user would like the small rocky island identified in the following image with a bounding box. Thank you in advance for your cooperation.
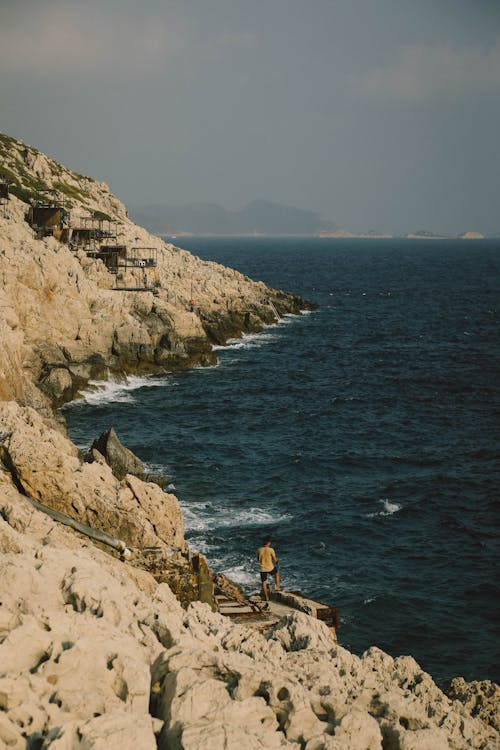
[0,133,498,749]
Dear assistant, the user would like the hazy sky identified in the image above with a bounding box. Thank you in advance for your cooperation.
[1,0,499,233]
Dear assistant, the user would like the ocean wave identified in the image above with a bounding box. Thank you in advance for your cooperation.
[70,374,172,406]
[180,501,214,532]
[279,313,301,324]
[142,460,170,476]
[187,536,220,556]
[212,331,279,351]
[216,507,292,529]
[191,361,221,371]
[181,503,292,532]
[366,499,402,518]
[220,563,258,588]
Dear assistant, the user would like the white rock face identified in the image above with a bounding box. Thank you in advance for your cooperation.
[0,479,499,749]
[0,400,184,550]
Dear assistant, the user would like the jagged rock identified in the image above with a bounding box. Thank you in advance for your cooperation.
[125,475,185,550]
[0,401,184,550]
[305,709,383,749]
[0,492,497,750]
[91,427,145,481]
[214,572,247,603]
[40,366,74,406]
[55,712,159,749]
[0,712,25,750]
[267,611,337,653]
[446,677,500,732]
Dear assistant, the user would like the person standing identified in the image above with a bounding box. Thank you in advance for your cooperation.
[257,536,280,609]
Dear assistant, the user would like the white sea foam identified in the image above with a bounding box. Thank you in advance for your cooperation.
[279,313,300,324]
[192,362,220,371]
[181,502,291,532]
[143,460,170,476]
[212,331,279,351]
[213,507,292,530]
[187,537,218,556]
[366,499,402,518]
[180,501,214,532]
[220,563,258,588]
[71,374,172,406]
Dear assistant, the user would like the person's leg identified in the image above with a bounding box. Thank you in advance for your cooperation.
[261,579,269,602]
[274,569,280,592]
[260,573,269,603]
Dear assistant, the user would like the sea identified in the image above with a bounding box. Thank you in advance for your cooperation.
[64,237,500,687]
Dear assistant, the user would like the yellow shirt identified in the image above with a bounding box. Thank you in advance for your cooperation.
[257,546,277,572]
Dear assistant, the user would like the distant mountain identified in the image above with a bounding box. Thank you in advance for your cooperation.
[129,199,335,236]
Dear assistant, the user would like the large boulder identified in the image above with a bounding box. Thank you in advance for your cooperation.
[0,402,184,551]
[91,427,145,481]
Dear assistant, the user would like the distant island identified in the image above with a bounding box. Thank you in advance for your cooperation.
[129,199,335,236]
[129,201,489,239]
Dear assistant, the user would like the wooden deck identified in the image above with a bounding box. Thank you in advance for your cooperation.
[216,589,339,640]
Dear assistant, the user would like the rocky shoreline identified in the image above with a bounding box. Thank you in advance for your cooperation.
[0,134,498,749]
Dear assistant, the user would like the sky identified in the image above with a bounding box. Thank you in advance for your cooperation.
[1,0,499,234]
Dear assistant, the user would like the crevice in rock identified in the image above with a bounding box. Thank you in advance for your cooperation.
[25,734,45,750]
[112,675,129,702]
[0,441,28,497]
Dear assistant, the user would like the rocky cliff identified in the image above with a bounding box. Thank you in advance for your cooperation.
[0,133,309,414]
[0,135,498,750]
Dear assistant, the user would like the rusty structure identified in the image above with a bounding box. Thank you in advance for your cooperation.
[26,191,71,241]
[0,181,9,216]
[114,246,159,293]
[24,196,160,294]
[216,587,339,639]
[69,216,118,251]
[69,216,160,293]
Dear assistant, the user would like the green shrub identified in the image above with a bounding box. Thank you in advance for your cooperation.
[92,209,112,221]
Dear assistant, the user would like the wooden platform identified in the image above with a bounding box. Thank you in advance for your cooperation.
[216,589,338,639]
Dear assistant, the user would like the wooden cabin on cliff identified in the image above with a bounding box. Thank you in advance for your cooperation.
[0,181,9,200]
[26,191,71,241]
[0,181,9,216]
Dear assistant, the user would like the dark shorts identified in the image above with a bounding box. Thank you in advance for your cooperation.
[260,567,278,582]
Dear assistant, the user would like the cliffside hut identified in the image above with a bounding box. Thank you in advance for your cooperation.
[26,190,70,241]
[0,180,9,216]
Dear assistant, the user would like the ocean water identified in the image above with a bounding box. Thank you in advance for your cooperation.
[64,237,500,686]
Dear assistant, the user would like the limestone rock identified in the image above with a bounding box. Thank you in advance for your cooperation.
[446,677,500,732]
[68,712,158,749]
[0,491,497,750]
[125,474,184,549]
[267,611,338,653]
[39,366,74,406]
[0,401,184,550]
[91,427,145,481]
[0,712,25,750]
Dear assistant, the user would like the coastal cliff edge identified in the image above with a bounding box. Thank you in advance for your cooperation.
[0,134,497,750]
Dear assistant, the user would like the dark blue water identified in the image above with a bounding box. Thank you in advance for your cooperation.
[65,238,500,686]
